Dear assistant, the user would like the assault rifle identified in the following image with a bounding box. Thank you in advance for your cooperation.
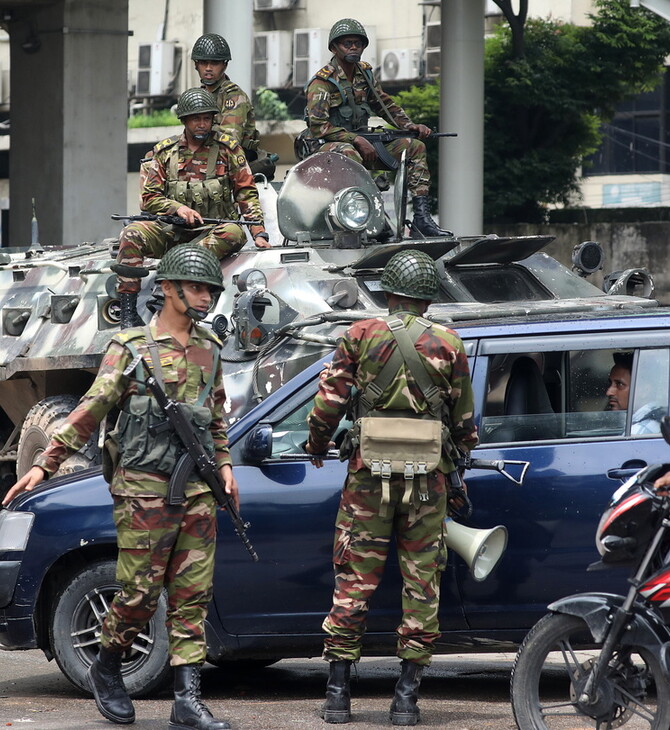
[111,213,261,227]
[356,127,457,170]
[124,355,259,562]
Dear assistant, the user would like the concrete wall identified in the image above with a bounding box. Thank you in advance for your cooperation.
[484,221,670,304]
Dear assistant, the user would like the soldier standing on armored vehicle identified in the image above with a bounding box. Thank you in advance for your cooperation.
[306,250,478,725]
[3,245,238,730]
[192,32,276,180]
[303,19,449,239]
[116,87,271,329]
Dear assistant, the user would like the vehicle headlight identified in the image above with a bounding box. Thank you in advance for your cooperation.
[236,268,268,292]
[328,187,372,231]
[0,511,34,550]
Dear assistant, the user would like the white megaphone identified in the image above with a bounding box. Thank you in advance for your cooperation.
[444,517,508,582]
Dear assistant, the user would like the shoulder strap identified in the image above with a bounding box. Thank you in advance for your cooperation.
[153,135,180,155]
[143,324,166,390]
[358,315,437,415]
[355,62,398,128]
[123,341,147,396]
[195,340,221,407]
[387,317,443,418]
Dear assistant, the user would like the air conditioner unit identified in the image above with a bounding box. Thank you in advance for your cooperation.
[253,31,293,89]
[424,21,441,78]
[292,28,330,88]
[136,41,175,96]
[380,49,420,82]
[254,0,297,9]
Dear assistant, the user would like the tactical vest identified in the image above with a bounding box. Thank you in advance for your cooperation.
[309,62,376,132]
[104,326,219,480]
[158,135,233,219]
[347,315,454,515]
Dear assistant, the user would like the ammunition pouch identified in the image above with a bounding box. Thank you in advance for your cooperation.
[114,394,215,477]
[357,412,443,515]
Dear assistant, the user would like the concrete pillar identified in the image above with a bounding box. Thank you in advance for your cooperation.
[440,0,484,235]
[9,0,128,247]
[204,0,253,98]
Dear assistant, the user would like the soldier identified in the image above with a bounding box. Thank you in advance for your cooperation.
[3,245,237,730]
[304,18,449,239]
[116,87,271,329]
[305,250,478,725]
[191,33,276,179]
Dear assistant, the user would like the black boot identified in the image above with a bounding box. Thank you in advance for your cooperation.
[169,665,230,730]
[87,645,135,724]
[320,660,352,724]
[390,659,423,726]
[118,292,144,329]
[410,195,453,239]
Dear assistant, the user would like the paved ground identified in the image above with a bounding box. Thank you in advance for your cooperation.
[0,649,520,729]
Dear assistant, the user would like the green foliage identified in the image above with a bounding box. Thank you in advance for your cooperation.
[254,87,292,121]
[485,0,670,221]
[128,109,179,128]
[394,1,670,222]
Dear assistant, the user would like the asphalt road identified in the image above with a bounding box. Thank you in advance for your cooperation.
[0,649,521,729]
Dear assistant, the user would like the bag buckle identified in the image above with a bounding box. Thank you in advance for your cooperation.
[381,460,392,479]
[404,462,414,480]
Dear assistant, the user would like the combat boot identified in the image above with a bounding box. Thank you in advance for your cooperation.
[87,645,135,724]
[118,292,144,329]
[320,659,352,724]
[410,195,453,239]
[169,665,231,730]
[389,659,423,726]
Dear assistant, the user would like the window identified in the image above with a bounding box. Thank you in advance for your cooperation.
[269,397,353,458]
[479,348,669,445]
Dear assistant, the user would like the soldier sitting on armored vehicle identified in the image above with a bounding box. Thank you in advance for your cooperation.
[302,18,449,240]
[191,33,277,181]
[115,87,271,329]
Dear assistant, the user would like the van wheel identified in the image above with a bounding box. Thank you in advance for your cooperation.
[49,560,171,698]
[16,395,100,478]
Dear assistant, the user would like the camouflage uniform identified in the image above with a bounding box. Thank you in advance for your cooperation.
[305,60,430,196]
[205,75,260,157]
[35,314,229,665]
[117,130,264,295]
[307,301,478,666]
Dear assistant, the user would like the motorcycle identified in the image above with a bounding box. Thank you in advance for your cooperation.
[510,421,670,729]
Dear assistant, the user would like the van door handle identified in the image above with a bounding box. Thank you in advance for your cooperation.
[607,460,647,481]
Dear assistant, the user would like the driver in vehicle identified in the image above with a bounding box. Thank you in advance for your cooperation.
[606,351,665,435]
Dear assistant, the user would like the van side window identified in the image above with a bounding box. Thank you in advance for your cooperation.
[479,348,667,444]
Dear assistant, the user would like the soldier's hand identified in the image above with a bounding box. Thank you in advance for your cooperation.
[2,466,46,506]
[305,440,333,469]
[353,135,377,163]
[407,123,432,140]
[253,234,272,249]
[219,464,240,513]
[175,205,204,226]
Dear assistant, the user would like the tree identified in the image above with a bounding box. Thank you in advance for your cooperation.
[395,1,670,222]
[486,0,670,221]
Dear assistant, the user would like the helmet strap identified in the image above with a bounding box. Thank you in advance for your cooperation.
[174,281,207,321]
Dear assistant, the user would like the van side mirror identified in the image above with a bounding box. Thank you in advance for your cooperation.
[242,423,273,463]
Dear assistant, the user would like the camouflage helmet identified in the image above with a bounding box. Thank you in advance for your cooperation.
[380,250,439,301]
[328,18,369,50]
[156,244,224,292]
[191,33,231,62]
[175,88,219,119]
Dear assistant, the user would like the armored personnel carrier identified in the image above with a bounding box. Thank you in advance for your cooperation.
[0,151,656,487]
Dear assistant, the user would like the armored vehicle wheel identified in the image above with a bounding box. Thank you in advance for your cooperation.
[16,395,100,478]
[50,560,171,698]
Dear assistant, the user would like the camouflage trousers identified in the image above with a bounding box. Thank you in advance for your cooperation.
[323,468,448,666]
[116,220,246,294]
[319,137,430,197]
[101,492,217,666]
